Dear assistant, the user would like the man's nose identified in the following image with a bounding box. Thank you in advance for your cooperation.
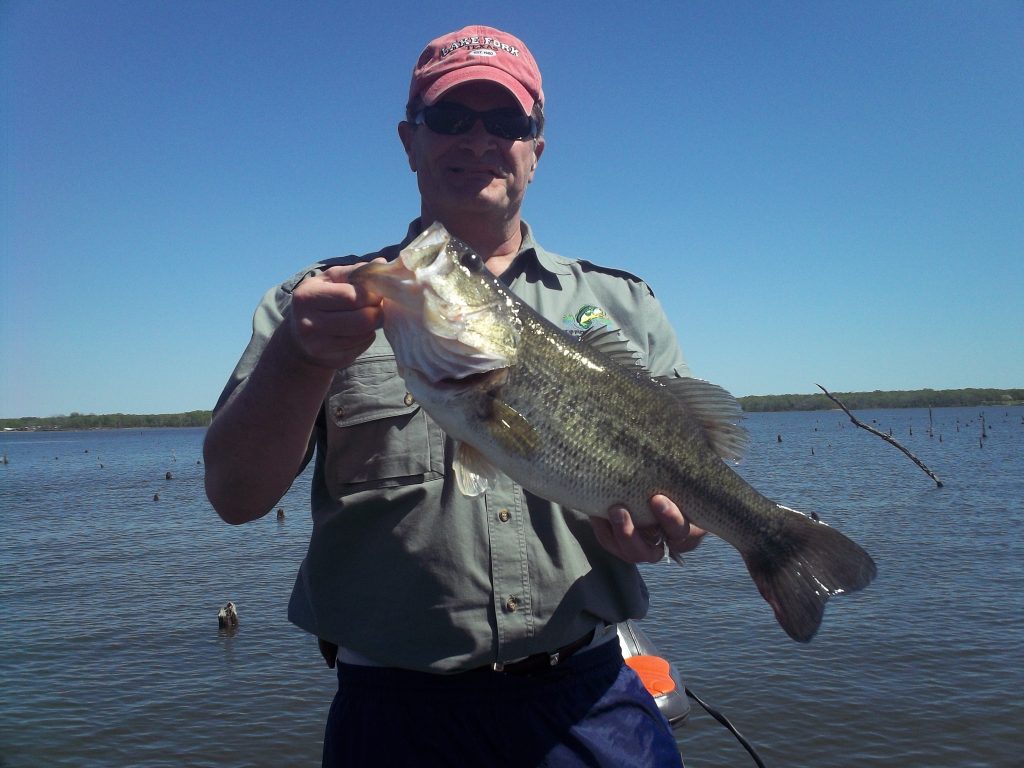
[459,118,497,150]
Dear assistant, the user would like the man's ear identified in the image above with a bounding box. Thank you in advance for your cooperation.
[398,121,417,172]
[528,137,545,182]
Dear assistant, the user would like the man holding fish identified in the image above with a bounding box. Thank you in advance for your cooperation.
[206,23,874,768]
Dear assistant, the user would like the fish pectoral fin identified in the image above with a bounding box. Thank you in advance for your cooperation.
[659,376,748,461]
[484,399,541,459]
[453,441,497,497]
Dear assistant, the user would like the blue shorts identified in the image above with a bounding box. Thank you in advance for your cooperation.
[322,637,682,767]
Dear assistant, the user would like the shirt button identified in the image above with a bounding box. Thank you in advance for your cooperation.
[504,596,520,613]
[333,405,344,419]
[403,392,415,406]
[498,509,511,523]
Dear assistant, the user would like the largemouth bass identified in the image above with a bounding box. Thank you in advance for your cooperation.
[352,222,876,642]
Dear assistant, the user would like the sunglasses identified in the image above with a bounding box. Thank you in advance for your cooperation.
[414,102,539,141]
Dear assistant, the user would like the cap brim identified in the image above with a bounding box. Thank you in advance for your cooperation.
[422,66,534,115]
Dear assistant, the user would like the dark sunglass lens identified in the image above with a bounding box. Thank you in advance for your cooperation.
[422,104,472,134]
[483,109,535,140]
[420,104,536,140]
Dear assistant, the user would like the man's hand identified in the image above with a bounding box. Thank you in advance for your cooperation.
[205,260,386,525]
[591,495,706,564]
[285,261,385,371]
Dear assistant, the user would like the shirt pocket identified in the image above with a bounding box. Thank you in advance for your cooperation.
[323,355,446,496]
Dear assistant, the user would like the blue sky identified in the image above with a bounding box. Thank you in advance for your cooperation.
[2,1,1021,418]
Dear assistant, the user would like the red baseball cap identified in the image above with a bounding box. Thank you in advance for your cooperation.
[409,25,544,115]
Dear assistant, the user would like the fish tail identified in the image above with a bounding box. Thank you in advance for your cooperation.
[741,510,877,642]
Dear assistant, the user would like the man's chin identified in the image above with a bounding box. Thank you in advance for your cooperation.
[435,188,510,214]
[445,174,503,194]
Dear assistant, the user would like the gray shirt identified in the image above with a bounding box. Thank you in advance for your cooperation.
[215,219,690,672]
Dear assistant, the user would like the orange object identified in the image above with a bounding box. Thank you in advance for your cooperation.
[625,655,677,696]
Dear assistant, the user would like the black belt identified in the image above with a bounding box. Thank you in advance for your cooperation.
[488,630,596,675]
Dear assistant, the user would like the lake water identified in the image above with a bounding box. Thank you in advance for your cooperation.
[1,406,1021,767]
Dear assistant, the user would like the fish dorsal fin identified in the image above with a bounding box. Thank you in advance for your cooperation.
[578,327,746,459]
[453,441,497,497]
[658,376,748,461]
[579,326,642,368]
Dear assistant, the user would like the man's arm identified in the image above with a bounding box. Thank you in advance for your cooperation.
[204,263,382,524]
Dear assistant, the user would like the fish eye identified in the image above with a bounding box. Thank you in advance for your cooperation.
[458,249,484,273]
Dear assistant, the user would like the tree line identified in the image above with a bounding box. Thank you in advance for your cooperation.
[737,388,1024,413]
[2,389,1021,431]
[0,411,212,431]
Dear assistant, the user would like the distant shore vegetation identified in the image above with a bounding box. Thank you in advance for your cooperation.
[1,389,1021,431]
[1,410,212,431]
[737,387,1023,413]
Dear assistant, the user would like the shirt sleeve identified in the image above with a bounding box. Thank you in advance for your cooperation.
[588,272,691,381]
[635,282,692,380]
[210,268,321,474]
[212,282,291,415]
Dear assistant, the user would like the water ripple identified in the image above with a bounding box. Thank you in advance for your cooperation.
[2,410,1022,767]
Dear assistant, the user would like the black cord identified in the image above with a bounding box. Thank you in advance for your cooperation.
[684,687,768,768]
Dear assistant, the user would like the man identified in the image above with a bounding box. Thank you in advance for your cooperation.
[205,25,704,767]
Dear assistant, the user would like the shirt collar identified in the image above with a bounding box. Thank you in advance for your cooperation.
[518,220,572,276]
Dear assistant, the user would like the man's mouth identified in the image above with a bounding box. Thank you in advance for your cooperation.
[449,164,501,177]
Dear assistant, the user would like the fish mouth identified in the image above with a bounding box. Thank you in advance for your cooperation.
[350,259,427,315]
[353,223,519,388]
[350,257,414,290]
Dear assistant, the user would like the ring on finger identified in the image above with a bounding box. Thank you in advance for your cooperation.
[641,532,664,548]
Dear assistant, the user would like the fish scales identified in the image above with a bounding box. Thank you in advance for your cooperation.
[494,315,780,552]
[352,222,876,642]
[502,317,724,525]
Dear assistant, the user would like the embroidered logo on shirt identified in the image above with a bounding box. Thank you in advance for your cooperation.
[563,305,608,335]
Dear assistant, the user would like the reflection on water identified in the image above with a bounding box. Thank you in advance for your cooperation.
[1,408,1022,767]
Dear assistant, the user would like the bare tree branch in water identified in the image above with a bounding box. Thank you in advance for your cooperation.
[816,384,944,488]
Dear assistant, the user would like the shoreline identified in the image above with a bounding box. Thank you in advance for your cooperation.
[2,388,1021,431]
